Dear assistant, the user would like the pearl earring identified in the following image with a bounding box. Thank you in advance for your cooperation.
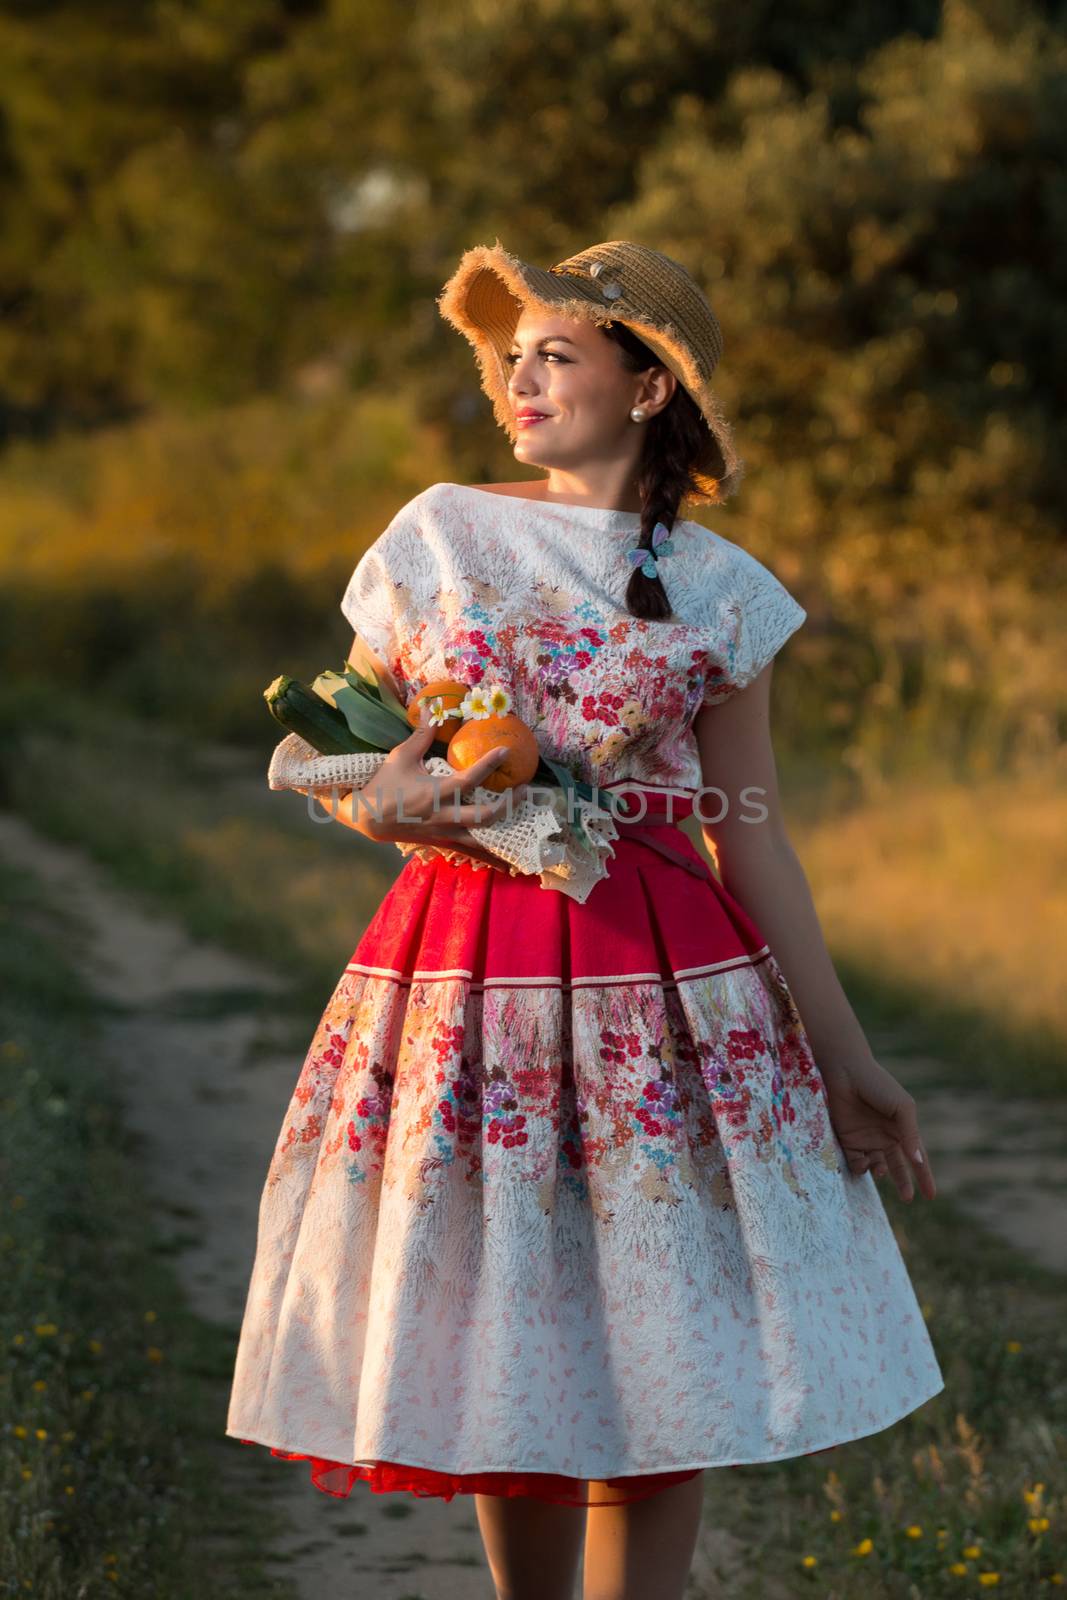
[630,406,648,422]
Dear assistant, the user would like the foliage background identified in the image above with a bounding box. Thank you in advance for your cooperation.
[0,0,1063,787]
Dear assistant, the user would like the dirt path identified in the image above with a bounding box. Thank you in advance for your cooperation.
[0,809,497,1600]
[2,805,1065,1599]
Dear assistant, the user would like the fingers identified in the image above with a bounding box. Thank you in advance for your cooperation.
[892,1095,938,1201]
[909,1136,937,1200]
[400,721,439,750]
[843,1147,874,1179]
[843,1141,937,1202]
[883,1143,915,1201]
[437,747,513,801]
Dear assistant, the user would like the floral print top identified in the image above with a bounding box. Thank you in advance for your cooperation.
[340,481,806,793]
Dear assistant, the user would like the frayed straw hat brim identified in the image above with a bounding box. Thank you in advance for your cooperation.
[436,238,745,506]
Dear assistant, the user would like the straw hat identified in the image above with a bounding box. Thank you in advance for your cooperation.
[436,237,744,506]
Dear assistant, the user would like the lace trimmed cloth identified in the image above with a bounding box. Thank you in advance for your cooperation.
[267,733,624,905]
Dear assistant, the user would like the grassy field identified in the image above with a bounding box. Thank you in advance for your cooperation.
[0,855,300,1599]
[720,1190,1067,1596]
[784,762,1067,1098]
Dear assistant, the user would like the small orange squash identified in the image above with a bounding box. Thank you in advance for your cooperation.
[446,713,540,793]
[406,680,471,744]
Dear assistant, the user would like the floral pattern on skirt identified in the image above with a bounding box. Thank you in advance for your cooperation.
[226,807,945,1505]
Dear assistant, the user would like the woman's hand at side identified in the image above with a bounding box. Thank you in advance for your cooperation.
[820,1054,936,1204]
[294,716,531,869]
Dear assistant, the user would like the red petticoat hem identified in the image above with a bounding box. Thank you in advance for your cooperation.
[236,1439,703,1505]
[236,1439,840,1506]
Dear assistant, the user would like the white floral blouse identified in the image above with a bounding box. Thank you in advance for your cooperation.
[340,481,807,793]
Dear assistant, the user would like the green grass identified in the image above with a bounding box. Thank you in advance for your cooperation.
[711,1185,1067,1596]
[0,857,300,1599]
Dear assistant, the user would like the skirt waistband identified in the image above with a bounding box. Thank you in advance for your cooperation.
[594,784,711,882]
[595,782,697,827]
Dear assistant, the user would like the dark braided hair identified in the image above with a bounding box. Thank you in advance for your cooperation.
[599,320,718,622]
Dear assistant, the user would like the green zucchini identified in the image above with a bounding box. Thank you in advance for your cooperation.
[263,675,378,755]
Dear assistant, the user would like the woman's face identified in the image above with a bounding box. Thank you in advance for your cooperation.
[503,307,672,479]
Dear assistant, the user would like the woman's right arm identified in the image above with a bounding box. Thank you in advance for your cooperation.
[297,713,530,869]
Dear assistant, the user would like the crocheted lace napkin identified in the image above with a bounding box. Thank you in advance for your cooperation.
[267,732,623,905]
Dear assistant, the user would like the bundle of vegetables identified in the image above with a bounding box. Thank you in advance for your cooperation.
[262,646,627,902]
[266,641,626,810]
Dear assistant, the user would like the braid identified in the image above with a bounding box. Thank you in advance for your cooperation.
[627,420,687,622]
[600,322,722,621]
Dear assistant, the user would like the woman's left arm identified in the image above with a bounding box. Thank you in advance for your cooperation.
[693,665,937,1204]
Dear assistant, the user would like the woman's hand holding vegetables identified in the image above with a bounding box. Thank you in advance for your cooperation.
[295,713,530,867]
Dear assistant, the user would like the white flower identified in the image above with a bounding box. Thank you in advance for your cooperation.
[426,695,463,730]
[461,686,493,719]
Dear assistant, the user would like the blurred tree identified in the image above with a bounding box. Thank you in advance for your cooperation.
[0,0,1064,557]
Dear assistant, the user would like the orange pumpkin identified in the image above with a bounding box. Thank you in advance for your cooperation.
[446,713,540,793]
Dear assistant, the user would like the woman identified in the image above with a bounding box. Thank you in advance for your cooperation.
[227,240,945,1600]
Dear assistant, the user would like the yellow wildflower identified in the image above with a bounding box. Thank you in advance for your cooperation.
[64,1485,74,1496]
[906,1525,923,1538]
[34,1428,47,1440]
[34,1323,57,1337]
[144,1309,158,1323]
[829,1509,843,1522]
[1005,1340,1022,1352]
[32,1379,46,1392]
[13,1424,27,1438]
[801,1555,817,1568]
[949,1563,969,1576]
[963,1545,982,1559]
[977,1575,1000,1587]
[1029,1516,1051,1533]
[852,1537,873,1557]
[146,1346,164,1362]
[88,1339,103,1355]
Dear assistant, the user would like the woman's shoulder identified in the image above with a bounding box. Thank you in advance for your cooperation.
[667,523,807,639]
[677,521,792,589]
[382,480,484,529]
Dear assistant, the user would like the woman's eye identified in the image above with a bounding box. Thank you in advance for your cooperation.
[504,351,565,365]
